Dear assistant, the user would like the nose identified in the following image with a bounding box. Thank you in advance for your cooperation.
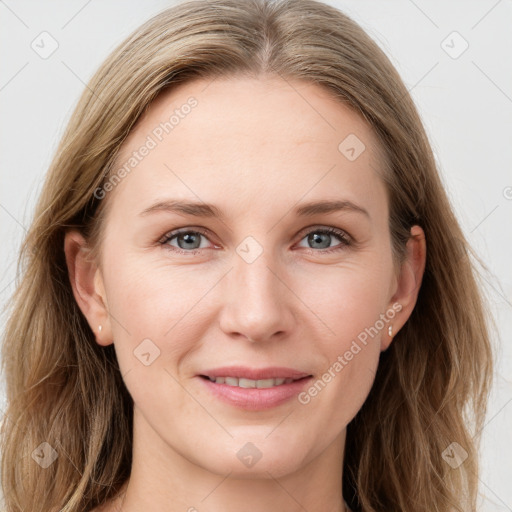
[218,246,296,344]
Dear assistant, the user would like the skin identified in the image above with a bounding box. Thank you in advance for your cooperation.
[65,75,426,512]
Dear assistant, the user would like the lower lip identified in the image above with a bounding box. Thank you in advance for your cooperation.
[198,376,313,411]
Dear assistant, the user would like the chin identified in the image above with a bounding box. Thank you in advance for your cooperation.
[216,439,309,479]
[208,456,305,480]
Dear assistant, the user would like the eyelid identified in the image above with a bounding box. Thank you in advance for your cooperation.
[295,224,352,243]
[159,226,212,244]
[159,224,353,255]
[159,225,351,243]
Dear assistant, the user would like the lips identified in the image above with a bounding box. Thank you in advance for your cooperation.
[197,366,313,410]
[202,375,298,388]
[199,366,312,381]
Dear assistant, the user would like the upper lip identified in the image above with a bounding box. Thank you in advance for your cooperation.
[199,366,312,380]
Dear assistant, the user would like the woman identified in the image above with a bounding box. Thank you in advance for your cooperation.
[0,0,494,511]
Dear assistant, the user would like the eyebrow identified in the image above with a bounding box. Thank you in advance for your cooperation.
[139,199,370,219]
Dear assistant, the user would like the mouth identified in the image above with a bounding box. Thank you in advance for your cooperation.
[199,374,311,388]
[196,367,314,410]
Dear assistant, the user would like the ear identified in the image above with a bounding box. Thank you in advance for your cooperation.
[64,230,113,346]
[381,225,426,351]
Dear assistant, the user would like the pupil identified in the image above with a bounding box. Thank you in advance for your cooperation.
[180,233,199,249]
[176,232,332,251]
[310,232,329,249]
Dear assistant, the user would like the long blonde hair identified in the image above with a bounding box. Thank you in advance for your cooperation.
[1,0,494,510]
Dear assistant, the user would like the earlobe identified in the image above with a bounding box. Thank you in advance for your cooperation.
[382,225,426,351]
[64,230,113,346]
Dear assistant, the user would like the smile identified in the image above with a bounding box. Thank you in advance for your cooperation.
[198,374,313,410]
[201,375,305,388]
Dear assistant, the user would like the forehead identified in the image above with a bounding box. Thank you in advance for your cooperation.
[122,74,379,153]
[108,75,387,221]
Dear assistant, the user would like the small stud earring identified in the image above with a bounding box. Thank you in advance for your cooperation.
[98,325,103,332]
[388,325,393,337]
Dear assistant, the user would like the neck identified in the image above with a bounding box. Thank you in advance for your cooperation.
[116,407,348,512]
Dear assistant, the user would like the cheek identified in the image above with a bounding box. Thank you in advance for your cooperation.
[293,256,392,342]
[290,261,390,415]
[104,250,211,333]
[104,246,392,361]
[103,260,208,416]
[100,254,194,371]
[99,242,391,470]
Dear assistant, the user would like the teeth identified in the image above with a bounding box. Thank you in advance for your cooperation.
[257,378,276,388]
[207,376,297,387]
[238,378,256,388]
[225,376,238,386]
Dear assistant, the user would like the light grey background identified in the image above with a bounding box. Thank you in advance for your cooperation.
[1,0,511,510]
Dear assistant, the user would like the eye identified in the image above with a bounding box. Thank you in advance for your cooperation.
[296,226,351,253]
[159,228,213,255]
[159,225,352,256]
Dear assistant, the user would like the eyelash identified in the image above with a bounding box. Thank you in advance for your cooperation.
[158,226,352,256]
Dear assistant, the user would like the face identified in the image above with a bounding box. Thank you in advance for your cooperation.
[82,75,408,478]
